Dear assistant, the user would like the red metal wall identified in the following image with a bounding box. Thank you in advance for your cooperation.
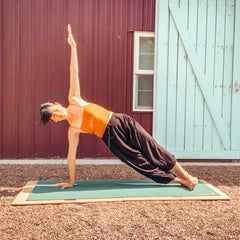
[0,0,155,158]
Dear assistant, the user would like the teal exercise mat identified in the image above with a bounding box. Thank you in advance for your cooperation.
[12,179,230,205]
[28,180,221,200]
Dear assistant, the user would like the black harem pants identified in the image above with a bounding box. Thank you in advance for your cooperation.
[102,113,176,184]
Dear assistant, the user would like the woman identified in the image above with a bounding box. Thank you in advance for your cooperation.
[40,25,198,190]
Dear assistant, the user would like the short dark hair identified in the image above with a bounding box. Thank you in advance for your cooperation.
[40,102,54,125]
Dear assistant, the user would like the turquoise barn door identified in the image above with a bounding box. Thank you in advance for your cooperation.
[154,0,240,159]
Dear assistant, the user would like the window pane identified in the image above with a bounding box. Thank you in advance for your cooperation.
[140,37,154,53]
[138,92,153,107]
[139,37,154,70]
[138,75,153,90]
[137,75,153,107]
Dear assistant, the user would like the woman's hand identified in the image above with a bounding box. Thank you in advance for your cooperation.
[54,182,74,189]
[67,24,76,47]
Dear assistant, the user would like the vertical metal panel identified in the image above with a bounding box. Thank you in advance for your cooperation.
[155,0,239,159]
[48,0,67,158]
[0,0,155,158]
[2,0,18,158]
[0,0,2,158]
[18,0,33,158]
[32,0,49,158]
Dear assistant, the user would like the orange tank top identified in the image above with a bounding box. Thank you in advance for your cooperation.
[80,103,111,138]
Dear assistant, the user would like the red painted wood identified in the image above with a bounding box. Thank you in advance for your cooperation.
[0,0,155,158]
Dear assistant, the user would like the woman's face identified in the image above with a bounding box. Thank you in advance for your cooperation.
[49,103,66,122]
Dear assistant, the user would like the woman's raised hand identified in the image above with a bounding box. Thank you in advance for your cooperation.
[67,24,76,48]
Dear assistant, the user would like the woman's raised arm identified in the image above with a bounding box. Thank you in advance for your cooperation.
[67,24,81,103]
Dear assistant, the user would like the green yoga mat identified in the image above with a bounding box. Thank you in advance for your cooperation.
[27,179,221,201]
[12,179,230,205]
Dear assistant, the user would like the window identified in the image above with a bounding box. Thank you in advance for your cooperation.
[133,32,155,111]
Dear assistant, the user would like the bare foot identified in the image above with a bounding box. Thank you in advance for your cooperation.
[187,177,198,190]
[173,177,198,190]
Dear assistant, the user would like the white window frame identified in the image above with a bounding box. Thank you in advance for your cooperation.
[133,31,155,112]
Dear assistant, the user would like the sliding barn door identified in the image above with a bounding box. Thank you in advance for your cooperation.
[154,0,240,159]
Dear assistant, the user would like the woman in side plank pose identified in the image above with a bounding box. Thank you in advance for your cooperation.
[40,25,198,190]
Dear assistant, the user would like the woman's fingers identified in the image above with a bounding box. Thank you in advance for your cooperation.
[53,183,63,187]
[53,182,74,189]
[53,182,67,188]
[68,24,72,34]
[67,24,76,47]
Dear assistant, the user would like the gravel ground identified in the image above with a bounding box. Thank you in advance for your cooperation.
[0,164,239,240]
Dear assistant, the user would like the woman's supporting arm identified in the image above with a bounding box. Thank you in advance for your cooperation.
[54,127,79,189]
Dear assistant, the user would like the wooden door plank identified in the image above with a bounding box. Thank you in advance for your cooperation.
[231,0,240,150]
[194,0,207,150]
[223,1,234,149]
[175,0,188,151]
[166,14,178,149]
[154,0,169,147]
[169,1,230,150]
[223,1,234,128]
[203,1,216,151]
[212,0,225,151]
[184,0,198,151]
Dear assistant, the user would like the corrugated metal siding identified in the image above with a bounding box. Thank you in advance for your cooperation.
[0,0,155,158]
[0,0,2,158]
[154,0,240,159]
